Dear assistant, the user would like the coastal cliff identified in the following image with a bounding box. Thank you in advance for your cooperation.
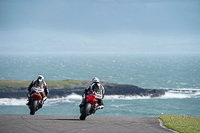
[0,80,166,98]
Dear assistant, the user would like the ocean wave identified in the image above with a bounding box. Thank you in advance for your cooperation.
[104,95,151,100]
[0,98,27,106]
[0,93,82,106]
[160,90,200,99]
[160,92,191,99]
[0,91,199,106]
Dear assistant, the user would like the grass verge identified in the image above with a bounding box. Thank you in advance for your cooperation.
[158,115,200,133]
[0,79,90,89]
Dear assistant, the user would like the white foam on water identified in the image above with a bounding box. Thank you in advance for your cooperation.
[0,93,82,106]
[104,95,151,100]
[44,93,82,106]
[65,93,82,100]
[1,90,199,106]
[159,89,200,99]
[0,98,27,106]
[160,92,190,99]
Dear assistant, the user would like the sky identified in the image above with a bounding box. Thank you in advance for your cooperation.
[0,0,200,54]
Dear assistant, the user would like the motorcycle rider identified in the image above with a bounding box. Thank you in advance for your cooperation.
[26,75,49,107]
[79,77,105,110]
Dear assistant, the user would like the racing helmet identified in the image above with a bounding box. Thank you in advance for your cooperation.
[92,77,100,83]
[37,75,44,82]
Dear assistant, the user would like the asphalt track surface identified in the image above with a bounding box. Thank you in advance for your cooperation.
[0,115,175,133]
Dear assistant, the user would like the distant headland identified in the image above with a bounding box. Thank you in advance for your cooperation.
[0,80,167,98]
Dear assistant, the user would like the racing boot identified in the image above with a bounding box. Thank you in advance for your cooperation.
[38,100,44,109]
[79,102,84,108]
[36,100,43,111]
[26,94,31,105]
[96,105,104,110]
[79,98,86,108]
[79,99,86,113]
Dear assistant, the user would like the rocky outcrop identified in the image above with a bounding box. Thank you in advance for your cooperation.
[0,82,167,99]
[102,82,166,97]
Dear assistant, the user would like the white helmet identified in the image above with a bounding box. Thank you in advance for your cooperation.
[92,77,100,83]
[37,75,44,82]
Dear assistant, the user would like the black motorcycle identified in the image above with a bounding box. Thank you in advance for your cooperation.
[27,92,46,115]
[80,94,102,120]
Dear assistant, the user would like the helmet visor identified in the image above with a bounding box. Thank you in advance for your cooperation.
[38,76,43,82]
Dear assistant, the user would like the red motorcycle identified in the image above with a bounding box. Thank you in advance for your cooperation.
[80,94,99,120]
[28,92,46,115]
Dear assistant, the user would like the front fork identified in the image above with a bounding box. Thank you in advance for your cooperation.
[28,99,42,110]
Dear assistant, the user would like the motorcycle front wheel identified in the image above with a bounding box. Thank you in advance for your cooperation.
[30,100,37,115]
[80,103,91,120]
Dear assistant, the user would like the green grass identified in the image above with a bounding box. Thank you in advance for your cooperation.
[0,80,31,89]
[46,79,90,88]
[158,115,200,133]
[0,79,90,89]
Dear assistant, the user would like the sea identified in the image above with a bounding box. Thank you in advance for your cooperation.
[0,53,200,117]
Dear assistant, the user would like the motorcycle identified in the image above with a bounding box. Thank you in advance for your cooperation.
[27,92,47,115]
[80,94,103,120]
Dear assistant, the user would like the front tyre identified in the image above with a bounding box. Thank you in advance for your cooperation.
[30,100,37,115]
[80,103,91,120]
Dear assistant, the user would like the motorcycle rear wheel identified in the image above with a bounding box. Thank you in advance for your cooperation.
[80,103,91,120]
[30,100,37,115]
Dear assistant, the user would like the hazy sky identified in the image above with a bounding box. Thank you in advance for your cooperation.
[0,0,200,54]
